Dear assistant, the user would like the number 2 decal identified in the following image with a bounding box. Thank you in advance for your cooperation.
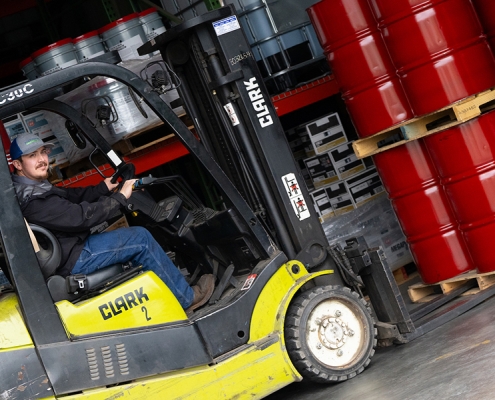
[141,306,152,321]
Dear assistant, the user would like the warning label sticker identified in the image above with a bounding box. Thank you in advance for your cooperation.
[224,102,240,126]
[213,16,241,36]
[241,274,257,291]
[282,173,311,221]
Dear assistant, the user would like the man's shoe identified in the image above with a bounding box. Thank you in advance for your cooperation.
[186,274,215,313]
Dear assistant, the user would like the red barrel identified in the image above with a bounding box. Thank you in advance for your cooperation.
[472,0,495,51]
[369,0,495,116]
[425,111,495,273]
[308,0,474,283]
[0,123,13,173]
[307,0,413,136]
[373,141,474,283]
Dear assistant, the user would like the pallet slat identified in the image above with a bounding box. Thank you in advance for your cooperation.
[112,113,194,155]
[353,88,495,159]
[112,133,176,155]
[407,270,495,303]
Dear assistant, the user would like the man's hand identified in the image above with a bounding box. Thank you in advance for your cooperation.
[119,179,138,199]
[104,177,120,192]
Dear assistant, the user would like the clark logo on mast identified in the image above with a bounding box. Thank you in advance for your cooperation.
[244,77,273,128]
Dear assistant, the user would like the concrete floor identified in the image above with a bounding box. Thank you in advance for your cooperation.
[267,296,495,400]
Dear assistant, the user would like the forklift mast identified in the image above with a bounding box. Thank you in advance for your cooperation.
[139,6,336,273]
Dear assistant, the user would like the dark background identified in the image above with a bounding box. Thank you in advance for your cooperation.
[0,0,163,89]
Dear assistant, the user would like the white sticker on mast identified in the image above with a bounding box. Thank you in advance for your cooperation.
[282,173,311,221]
[224,103,240,126]
[107,150,123,166]
[213,16,241,36]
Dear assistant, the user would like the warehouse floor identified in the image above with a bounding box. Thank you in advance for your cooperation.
[267,292,495,400]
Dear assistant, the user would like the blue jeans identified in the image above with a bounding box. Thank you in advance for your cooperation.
[71,226,194,309]
[0,270,9,286]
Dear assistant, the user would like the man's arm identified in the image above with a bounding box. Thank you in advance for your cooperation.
[64,178,120,203]
[23,180,136,233]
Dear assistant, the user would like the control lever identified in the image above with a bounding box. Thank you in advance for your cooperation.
[133,175,159,189]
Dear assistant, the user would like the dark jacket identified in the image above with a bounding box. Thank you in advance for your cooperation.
[12,175,128,277]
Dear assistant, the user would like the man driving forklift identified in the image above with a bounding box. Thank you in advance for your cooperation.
[9,132,215,312]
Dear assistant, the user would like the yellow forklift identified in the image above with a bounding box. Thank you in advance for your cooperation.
[0,7,377,398]
[1,5,493,399]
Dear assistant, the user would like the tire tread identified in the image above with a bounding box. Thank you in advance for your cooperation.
[284,285,377,383]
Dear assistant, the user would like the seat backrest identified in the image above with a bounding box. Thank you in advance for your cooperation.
[28,223,62,279]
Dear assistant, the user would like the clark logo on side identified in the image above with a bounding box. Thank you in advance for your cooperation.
[244,77,273,128]
[99,287,149,320]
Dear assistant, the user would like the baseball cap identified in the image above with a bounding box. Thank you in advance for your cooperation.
[10,133,54,160]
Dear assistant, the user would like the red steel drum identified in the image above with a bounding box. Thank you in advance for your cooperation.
[368,0,448,24]
[308,0,474,282]
[0,123,13,173]
[307,0,413,136]
[307,0,377,51]
[369,0,495,115]
[425,111,495,273]
[472,0,495,51]
[374,141,474,283]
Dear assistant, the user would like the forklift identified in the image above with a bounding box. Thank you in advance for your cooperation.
[1,5,494,399]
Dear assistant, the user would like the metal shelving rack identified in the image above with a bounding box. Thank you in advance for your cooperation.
[57,73,340,187]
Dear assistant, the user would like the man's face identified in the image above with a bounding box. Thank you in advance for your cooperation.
[12,147,51,181]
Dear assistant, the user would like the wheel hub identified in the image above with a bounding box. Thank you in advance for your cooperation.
[317,314,354,350]
[307,300,364,368]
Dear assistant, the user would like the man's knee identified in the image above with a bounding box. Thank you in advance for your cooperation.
[126,226,154,242]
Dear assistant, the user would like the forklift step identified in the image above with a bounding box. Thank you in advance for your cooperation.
[407,270,495,303]
[352,86,495,159]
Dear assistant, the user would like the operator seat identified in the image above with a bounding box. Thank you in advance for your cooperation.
[29,224,136,302]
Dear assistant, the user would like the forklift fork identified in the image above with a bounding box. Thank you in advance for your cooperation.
[343,237,495,343]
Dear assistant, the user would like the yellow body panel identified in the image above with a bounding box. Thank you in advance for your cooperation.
[63,334,297,400]
[250,261,332,342]
[0,293,33,350]
[57,261,329,399]
[55,272,187,337]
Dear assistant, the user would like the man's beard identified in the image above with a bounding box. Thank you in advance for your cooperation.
[36,162,50,179]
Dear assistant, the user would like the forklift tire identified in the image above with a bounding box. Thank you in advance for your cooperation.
[284,285,377,383]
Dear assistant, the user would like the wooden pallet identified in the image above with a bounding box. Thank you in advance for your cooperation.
[112,132,176,155]
[113,114,194,155]
[120,112,193,141]
[393,266,412,285]
[352,87,495,159]
[407,270,495,303]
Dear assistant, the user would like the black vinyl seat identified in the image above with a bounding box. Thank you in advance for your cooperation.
[29,224,138,302]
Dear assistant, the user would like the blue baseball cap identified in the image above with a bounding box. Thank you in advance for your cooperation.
[10,133,54,160]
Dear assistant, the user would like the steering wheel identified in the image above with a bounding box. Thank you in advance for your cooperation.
[110,163,136,185]
[29,224,62,279]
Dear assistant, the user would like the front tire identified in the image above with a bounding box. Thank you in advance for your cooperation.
[284,285,377,383]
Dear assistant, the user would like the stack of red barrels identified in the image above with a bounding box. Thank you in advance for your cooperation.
[308,0,495,284]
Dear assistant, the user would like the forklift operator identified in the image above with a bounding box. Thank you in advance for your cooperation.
[9,133,215,312]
